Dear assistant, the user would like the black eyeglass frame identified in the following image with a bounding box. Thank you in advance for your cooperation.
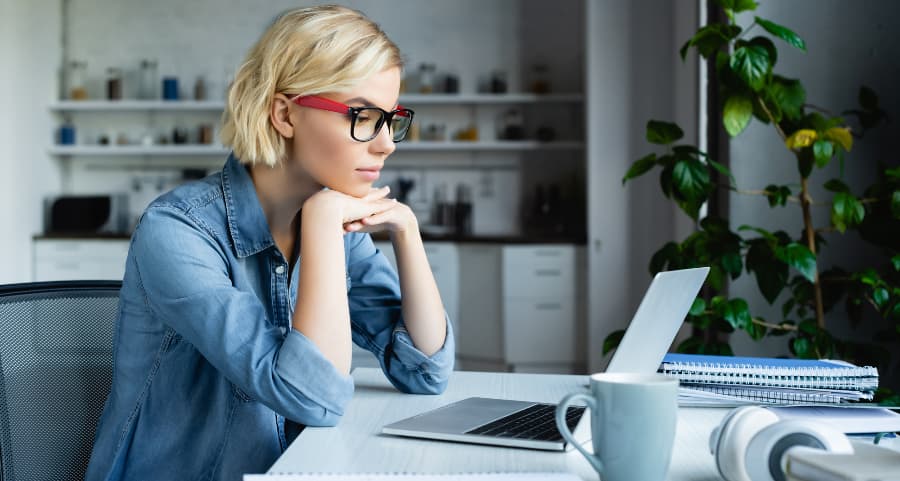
[291,95,415,143]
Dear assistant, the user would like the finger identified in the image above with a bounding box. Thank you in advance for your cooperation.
[360,209,396,228]
[362,185,391,201]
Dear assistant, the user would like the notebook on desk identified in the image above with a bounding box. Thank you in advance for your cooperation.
[381,266,710,451]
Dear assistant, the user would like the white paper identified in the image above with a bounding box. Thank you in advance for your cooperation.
[244,473,582,481]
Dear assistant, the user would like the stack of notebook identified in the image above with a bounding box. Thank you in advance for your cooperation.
[658,353,879,406]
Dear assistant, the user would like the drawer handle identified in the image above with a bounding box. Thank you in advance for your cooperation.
[535,269,561,277]
[536,303,562,311]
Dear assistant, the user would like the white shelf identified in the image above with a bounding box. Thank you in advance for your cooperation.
[399,93,584,104]
[50,100,226,111]
[48,145,230,156]
[48,141,583,157]
[49,93,584,112]
[399,140,584,151]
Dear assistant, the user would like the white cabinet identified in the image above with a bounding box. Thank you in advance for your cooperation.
[458,244,584,373]
[33,239,130,281]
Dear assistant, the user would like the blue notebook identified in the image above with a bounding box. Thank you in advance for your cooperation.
[658,353,879,404]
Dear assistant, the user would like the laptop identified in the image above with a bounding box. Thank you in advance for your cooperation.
[381,266,710,451]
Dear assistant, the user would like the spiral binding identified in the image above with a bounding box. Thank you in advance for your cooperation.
[659,359,878,392]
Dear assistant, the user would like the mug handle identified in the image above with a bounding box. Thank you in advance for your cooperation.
[555,392,603,474]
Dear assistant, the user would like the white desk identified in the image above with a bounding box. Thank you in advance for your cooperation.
[268,368,726,480]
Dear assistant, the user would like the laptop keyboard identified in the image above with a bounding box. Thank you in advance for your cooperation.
[463,403,586,442]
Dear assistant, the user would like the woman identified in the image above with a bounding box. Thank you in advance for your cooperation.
[85,5,453,480]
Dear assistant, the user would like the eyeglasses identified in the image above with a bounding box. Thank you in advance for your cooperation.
[290,95,415,143]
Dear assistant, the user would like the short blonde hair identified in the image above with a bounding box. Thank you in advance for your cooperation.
[221,5,403,166]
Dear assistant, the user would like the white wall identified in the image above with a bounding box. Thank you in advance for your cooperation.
[728,1,900,359]
[586,1,699,372]
[0,0,62,283]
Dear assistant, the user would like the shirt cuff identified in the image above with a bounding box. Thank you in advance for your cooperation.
[275,329,355,415]
[391,314,455,383]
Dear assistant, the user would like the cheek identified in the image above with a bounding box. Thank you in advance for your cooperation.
[291,129,369,195]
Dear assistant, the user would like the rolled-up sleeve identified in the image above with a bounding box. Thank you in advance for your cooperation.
[132,206,353,426]
[345,233,455,394]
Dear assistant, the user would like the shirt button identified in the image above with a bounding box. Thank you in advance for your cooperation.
[275,265,286,275]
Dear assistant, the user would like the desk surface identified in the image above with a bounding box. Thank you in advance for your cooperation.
[269,368,725,480]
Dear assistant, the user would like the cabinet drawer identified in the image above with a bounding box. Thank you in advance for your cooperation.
[503,298,577,364]
[35,239,130,260]
[502,246,575,298]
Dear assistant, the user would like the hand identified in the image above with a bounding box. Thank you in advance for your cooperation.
[304,186,411,233]
[343,198,417,234]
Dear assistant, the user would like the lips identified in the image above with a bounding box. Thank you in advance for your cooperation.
[355,166,381,181]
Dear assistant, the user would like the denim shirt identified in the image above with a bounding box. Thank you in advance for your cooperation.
[85,154,454,481]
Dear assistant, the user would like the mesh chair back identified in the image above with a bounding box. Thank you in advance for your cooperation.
[0,281,121,481]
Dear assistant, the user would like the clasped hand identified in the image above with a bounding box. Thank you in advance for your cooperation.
[310,186,416,234]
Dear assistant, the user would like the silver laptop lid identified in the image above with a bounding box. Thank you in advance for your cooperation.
[606,267,709,374]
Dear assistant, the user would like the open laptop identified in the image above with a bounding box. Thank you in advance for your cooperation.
[381,266,710,451]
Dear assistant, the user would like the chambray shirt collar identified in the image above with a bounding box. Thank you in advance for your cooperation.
[221,153,275,258]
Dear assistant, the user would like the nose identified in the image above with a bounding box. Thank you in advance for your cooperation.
[370,120,396,156]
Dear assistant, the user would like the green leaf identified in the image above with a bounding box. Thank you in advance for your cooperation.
[873,288,889,309]
[689,298,707,316]
[859,86,878,111]
[799,319,818,335]
[646,120,684,145]
[738,224,777,242]
[680,24,743,60]
[602,329,625,356]
[650,242,679,274]
[708,159,736,185]
[823,179,850,193]
[858,268,880,287]
[791,337,813,358]
[673,158,711,200]
[623,153,657,184]
[892,191,900,219]
[745,320,767,341]
[831,192,865,233]
[763,184,791,207]
[723,94,753,137]
[813,140,834,168]
[723,298,752,330]
[748,36,778,67]
[892,254,900,272]
[775,243,817,283]
[716,0,758,12]
[755,16,806,51]
[730,42,771,91]
[746,239,788,303]
[769,76,805,121]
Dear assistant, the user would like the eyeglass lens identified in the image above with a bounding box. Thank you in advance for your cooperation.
[352,108,413,142]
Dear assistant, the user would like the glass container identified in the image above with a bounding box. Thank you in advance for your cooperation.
[67,61,88,100]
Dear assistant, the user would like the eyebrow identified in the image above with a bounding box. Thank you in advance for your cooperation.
[342,96,400,110]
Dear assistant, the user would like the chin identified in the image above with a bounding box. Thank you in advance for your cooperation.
[327,181,372,199]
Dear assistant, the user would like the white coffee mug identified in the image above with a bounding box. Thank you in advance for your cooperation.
[556,372,679,481]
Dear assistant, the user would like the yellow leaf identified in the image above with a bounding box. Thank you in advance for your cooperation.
[825,127,853,151]
[785,129,818,149]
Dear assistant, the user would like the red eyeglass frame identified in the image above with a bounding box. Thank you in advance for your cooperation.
[289,95,413,142]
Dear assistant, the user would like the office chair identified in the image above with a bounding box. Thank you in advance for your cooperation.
[0,281,121,481]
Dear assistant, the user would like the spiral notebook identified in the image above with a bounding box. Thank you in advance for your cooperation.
[244,473,581,480]
[658,353,879,405]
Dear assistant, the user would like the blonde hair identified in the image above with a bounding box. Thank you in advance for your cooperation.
[221,5,403,166]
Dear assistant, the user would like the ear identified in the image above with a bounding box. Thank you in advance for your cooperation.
[270,93,295,139]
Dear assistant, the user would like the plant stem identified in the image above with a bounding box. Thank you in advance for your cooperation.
[758,98,788,141]
[752,318,798,331]
[803,103,837,116]
[800,176,827,329]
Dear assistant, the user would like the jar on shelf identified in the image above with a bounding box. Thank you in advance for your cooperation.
[66,61,88,100]
[194,75,207,101]
[139,59,158,100]
[106,67,123,100]
[530,63,551,94]
[418,63,436,94]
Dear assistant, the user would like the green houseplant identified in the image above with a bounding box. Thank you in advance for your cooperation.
[604,0,899,392]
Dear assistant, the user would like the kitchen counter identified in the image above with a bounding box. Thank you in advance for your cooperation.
[36,232,586,245]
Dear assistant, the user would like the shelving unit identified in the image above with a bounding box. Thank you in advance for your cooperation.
[48,93,585,157]
[47,93,584,113]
